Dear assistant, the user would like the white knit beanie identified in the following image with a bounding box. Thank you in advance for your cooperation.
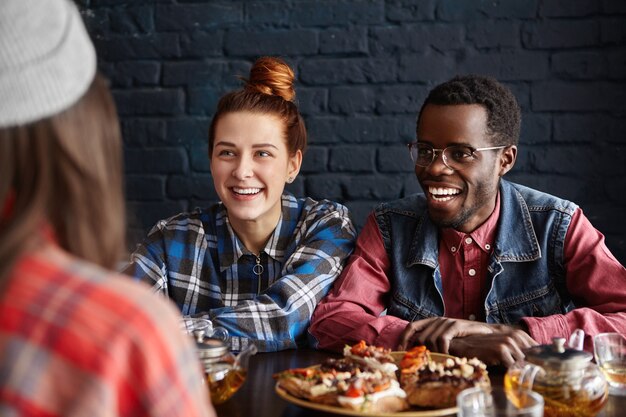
[0,0,97,127]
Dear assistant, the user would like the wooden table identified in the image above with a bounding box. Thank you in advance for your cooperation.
[214,349,626,417]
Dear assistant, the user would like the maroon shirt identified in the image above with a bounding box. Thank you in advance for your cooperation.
[439,193,501,322]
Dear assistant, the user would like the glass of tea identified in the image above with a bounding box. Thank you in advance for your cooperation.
[594,332,626,396]
[457,386,544,417]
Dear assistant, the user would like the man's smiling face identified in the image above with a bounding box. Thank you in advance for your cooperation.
[415,103,516,233]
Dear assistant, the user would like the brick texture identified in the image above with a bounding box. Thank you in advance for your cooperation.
[82,0,626,264]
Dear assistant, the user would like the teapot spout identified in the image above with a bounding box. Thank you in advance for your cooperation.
[234,343,258,371]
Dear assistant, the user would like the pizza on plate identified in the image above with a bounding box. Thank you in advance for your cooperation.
[274,341,489,413]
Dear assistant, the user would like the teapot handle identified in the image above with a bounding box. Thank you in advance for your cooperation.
[518,363,542,391]
[234,343,258,370]
[568,328,585,351]
[211,326,229,343]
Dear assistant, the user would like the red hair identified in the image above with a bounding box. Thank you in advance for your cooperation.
[208,57,306,157]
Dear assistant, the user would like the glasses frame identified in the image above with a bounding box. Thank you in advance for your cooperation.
[407,142,508,171]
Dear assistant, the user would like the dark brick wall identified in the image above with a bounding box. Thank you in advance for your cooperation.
[80,0,626,264]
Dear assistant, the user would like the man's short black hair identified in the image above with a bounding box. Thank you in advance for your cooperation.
[417,75,521,146]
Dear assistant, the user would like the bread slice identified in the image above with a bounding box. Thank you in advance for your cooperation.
[402,356,490,409]
[405,378,490,408]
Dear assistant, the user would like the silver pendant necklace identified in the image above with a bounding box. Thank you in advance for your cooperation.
[253,254,264,276]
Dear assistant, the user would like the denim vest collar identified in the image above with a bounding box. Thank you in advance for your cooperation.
[407,180,542,268]
[493,180,542,262]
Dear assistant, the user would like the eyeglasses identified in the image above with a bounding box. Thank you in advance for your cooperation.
[407,142,508,171]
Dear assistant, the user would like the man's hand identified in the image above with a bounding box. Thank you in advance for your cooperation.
[397,318,537,366]
[449,330,537,367]
[398,317,494,353]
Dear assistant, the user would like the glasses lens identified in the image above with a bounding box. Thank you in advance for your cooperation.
[443,145,475,170]
[412,143,434,166]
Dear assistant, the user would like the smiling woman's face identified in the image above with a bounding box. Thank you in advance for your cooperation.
[210,111,301,230]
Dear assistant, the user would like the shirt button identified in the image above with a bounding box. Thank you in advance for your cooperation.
[465,237,473,245]
[468,314,476,321]
[451,246,457,253]
[468,268,476,276]
[485,244,491,250]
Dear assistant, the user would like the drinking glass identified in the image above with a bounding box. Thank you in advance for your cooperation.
[457,386,544,417]
[594,332,626,396]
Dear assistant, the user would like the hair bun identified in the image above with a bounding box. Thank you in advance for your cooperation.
[244,56,296,102]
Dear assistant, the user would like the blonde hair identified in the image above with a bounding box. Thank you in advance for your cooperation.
[0,74,125,282]
[208,56,306,157]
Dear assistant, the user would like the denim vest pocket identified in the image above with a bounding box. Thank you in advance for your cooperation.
[487,283,566,324]
[387,291,437,322]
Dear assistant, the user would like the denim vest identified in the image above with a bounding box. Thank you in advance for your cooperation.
[376,179,579,325]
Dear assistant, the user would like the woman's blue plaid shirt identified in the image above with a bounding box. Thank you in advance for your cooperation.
[125,194,356,352]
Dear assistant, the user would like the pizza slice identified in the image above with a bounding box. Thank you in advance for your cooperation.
[336,371,408,413]
[274,357,375,405]
[343,340,398,377]
[274,366,339,404]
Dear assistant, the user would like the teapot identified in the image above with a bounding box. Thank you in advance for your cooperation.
[505,330,608,417]
[187,319,257,404]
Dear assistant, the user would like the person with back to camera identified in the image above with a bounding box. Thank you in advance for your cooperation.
[309,75,626,366]
[124,57,356,352]
[0,0,216,416]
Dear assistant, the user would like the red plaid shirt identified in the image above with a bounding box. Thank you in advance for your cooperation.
[0,242,215,417]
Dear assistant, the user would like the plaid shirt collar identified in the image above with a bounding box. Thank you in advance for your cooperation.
[216,194,296,272]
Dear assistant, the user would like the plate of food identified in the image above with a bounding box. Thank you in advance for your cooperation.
[273,341,490,417]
